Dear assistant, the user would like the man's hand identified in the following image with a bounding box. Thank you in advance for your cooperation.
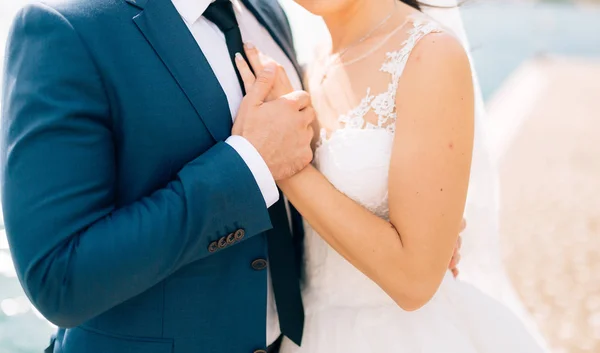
[449,218,466,278]
[232,60,314,181]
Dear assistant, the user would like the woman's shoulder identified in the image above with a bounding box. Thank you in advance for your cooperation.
[404,12,457,44]
[395,12,469,75]
[393,25,473,129]
[408,25,468,73]
[379,12,468,83]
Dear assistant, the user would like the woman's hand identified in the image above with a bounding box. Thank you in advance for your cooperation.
[235,42,294,101]
[449,218,466,278]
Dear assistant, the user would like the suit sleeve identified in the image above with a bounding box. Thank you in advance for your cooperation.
[1,3,272,328]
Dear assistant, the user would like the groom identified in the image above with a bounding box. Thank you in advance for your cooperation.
[2,0,309,352]
[1,0,463,352]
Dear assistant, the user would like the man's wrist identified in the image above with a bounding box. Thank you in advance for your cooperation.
[225,135,279,207]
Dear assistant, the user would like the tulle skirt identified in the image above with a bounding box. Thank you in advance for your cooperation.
[280,273,545,353]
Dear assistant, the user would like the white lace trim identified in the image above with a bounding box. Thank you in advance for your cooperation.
[319,17,443,144]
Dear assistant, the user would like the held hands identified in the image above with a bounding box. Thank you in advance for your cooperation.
[235,44,465,278]
[232,47,315,181]
[239,42,295,101]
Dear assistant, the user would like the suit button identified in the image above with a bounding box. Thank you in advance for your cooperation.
[217,237,227,249]
[253,350,267,353]
[251,258,268,271]
[208,241,218,253]
[234,229,245,241]
[226,232,235,244]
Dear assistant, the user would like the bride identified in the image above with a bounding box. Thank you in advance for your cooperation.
[235,0,546,352]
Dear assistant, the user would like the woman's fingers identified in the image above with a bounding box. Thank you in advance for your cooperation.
[453,253,461,267]
[448,237,462,273]
[451,268,459,278]
[234,52,255,93]
[277,62,294,95]
[449,253,457,270]
[243,42,295,100]
[244,42,265,73]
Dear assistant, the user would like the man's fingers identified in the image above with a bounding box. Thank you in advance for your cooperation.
[244,42,264,73]
[460,218,467,232]
[304,124,315,146]
[282,90,311,111]
[246,62,277,105]
[451,268,459,278]
[457,235,462,250]
[302,106,316,126]
[235,53,255,93]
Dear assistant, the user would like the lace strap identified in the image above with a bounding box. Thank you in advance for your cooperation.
[337,16,445,134]
[382,17,445,89]
[374,17,444,131]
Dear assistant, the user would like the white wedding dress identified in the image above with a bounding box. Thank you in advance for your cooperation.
[280,15,545,353]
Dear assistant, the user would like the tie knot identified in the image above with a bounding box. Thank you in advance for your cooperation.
[204,0,238,32]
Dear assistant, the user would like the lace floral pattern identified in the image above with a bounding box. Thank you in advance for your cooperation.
[338,88,375,129]
[321,17,443,140]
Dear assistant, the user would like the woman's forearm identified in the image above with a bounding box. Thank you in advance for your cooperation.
[278,165,449,310]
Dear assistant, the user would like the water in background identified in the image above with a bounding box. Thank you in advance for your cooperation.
[461,2,600,100]
[0,1,599,352]
[0,222,55,353]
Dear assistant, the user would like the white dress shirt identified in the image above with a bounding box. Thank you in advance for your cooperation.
[171,0,302,345]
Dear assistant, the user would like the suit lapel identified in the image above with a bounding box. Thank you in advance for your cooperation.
[129,0,232,142]
[241,0,303,77]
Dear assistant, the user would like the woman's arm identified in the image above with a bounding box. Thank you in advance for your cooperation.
[278,32,474,311]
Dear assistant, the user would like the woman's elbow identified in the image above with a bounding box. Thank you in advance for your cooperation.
[389,277,440,312]
[394,293,433,312]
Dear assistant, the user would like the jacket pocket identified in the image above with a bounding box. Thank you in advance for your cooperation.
[56,326,173,353]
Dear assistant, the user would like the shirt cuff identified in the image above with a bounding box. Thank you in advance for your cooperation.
[225,135,279,208]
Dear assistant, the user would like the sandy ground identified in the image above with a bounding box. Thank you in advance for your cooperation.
[493,57,600,353]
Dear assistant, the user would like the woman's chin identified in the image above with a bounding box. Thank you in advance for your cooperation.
[292,0,353,17]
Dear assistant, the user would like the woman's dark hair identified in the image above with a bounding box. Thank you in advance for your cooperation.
[400,0,461,11]
[400,0,422,10]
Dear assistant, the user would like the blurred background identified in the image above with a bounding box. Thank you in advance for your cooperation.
[1,0,599,352]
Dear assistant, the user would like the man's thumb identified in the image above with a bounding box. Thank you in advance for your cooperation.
[247,62,277,104]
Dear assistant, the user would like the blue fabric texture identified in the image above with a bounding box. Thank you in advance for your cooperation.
[1,0,302,352]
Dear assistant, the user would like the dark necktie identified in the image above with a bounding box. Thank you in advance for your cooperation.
[203,1,304,346]
[203,0,251,94]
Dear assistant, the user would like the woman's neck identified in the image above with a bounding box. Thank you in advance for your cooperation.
[323,0,397,53]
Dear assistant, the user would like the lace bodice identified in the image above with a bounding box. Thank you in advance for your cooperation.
[318,16,443,142]
[304,15,444,312]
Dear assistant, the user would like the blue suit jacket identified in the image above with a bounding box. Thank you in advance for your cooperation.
[1,0,303,352]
